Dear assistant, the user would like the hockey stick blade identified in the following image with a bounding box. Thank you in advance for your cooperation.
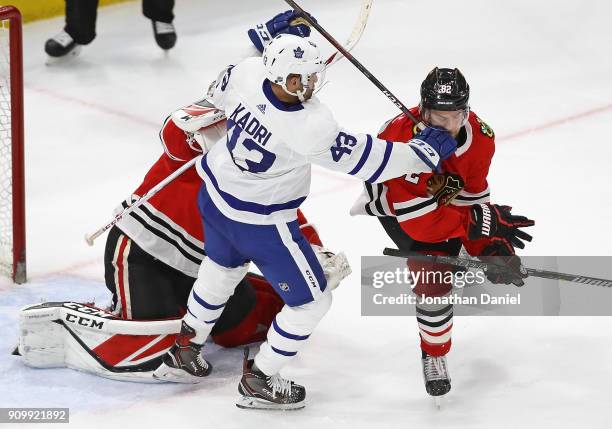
[324,0,373,67]
[383,248,612,288]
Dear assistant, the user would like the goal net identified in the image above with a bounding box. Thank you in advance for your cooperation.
[0,6,25,284]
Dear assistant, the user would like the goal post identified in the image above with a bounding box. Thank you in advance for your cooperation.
[0,5,25,284]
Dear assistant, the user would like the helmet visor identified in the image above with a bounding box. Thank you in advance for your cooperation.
[421,106,469,132]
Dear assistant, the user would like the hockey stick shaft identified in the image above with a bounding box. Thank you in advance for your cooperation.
[383,248,612,288]
[284,0,423,127]
[84,157,199,246]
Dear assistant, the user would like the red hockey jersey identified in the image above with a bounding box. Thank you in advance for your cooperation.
[351,107,495,255]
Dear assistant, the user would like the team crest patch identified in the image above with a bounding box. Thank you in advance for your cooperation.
[293,47,304,59]
[278,282,290,292]
[475,116,495,138]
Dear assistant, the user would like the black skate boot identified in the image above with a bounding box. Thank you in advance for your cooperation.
[421,350,451,397]
[44,31,81,58]
[152,321,212,383]
[152,21,177,50]
[236,348,306,410]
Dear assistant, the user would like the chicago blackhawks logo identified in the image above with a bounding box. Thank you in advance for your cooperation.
[475,116,494,138]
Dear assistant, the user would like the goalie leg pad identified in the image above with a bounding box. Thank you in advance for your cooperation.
[18,302,181,383]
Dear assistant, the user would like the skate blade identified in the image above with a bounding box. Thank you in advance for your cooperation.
[152,362,205,384]
[236,396,305,411]
[433,395,446,410]
[45,45,82,66]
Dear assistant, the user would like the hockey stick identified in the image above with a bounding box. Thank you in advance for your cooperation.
[84,3,370,247]
[284,0,423,129]
[383,248,612,288]
[84,157,199,246]
[323,0,373,67]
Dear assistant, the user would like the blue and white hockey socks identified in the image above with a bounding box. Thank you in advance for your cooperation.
[254,290,332,376]
[183,257,249,344]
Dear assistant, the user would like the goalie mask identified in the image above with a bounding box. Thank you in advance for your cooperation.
[262,34,325,102]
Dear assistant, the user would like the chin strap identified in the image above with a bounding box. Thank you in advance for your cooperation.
[281,74,312,102]
[281,84,306,102]
[281,83,306,103]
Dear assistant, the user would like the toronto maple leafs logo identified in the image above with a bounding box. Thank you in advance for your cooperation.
[293,47,304,59]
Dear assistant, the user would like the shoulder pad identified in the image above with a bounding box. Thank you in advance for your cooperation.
[378,113,415,140]
[171,98,227,132]
[378,118,394,137]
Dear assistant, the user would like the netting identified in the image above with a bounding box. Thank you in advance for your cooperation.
[0,16,13,279]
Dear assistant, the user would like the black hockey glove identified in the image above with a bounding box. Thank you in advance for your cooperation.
[479,241,528,287]
[467,203,535,251]
[427,172,464,206]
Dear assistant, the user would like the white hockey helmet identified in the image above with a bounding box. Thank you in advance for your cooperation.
[262,33,325,101]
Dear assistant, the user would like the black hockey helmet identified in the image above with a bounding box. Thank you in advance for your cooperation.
[420,67,469,111]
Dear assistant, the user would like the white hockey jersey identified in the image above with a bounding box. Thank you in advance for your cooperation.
[197,57,434,225]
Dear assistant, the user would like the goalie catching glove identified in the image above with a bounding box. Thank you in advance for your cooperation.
[311,245,352,290]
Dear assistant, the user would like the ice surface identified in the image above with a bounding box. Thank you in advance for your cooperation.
[1,0,612,427]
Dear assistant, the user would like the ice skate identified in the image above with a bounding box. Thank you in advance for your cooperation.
[236,348,306,410]
[422,351,451,398]
[153,321,212,383]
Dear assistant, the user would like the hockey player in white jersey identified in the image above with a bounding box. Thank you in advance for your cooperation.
[153,33,459,409]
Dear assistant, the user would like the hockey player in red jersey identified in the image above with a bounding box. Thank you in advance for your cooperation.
[351,67,535,398]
